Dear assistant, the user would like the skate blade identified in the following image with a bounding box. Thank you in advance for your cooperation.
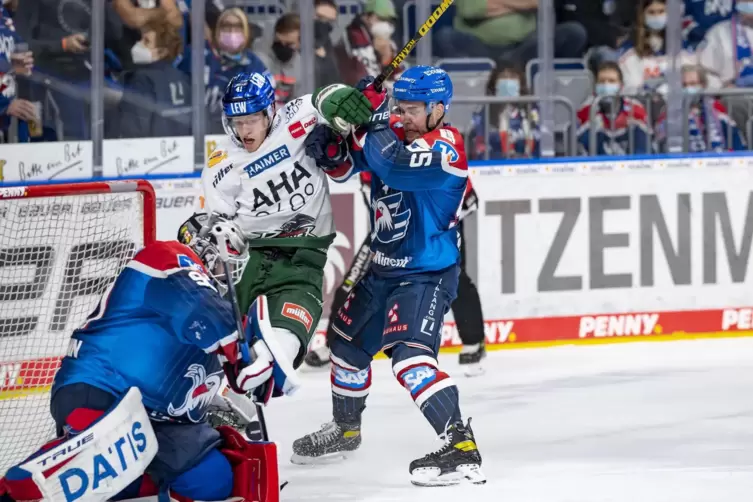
[410,464,486,487]
[462,363,485,377]
[290,451,350,465]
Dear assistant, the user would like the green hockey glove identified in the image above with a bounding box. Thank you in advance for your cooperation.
[313,84,374,130]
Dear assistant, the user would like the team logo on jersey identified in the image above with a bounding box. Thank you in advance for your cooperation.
[207,149,227,168]
[432,140,458,162]
[288,113,317,139]
[371,192,411,244]
[177,253,203,271]
[242,145,291,177]
[167,364,223,423]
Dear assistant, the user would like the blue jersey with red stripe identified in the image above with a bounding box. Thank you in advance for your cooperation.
[51,241,237,424]
[333,118,468,277]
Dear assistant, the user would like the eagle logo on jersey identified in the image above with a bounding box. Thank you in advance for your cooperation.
[167,363,223,423]
[371,191,411,244]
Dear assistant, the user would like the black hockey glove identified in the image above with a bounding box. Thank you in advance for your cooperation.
[305,124,352,171]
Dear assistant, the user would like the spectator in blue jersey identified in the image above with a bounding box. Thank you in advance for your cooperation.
[0,6,39,142]
[179,7,271,134]
[683,0,734,50]
[655,65,746,152]
[577,61,652,155]
[111,18,191,138]
[468,61,540,159]
[619,0,697,95]
[699,0,753,132]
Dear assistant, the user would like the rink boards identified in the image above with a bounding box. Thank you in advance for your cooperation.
[2,150,753,396]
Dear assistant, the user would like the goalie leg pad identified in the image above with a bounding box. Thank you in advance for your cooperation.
[1,387,158,502]
[217,426,279,502]
[138,427,279,502]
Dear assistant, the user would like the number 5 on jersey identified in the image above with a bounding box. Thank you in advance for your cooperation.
[409,152,432,167]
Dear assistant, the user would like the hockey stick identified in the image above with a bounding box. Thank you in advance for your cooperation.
[372,0,455,92]
[330,0,454,132]
[221,259,270,442]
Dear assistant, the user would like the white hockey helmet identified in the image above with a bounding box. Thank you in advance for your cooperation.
[178,213,249,289]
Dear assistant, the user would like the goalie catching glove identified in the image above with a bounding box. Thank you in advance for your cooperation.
[222,295,302,405]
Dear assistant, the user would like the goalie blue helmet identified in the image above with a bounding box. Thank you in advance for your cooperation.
[222,72,276,147]
[392,65,454,112]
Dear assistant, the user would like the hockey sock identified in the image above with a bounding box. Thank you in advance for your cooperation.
[392,348,462,435]
[330,353,371,424]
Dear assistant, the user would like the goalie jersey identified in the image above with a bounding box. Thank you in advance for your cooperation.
[329,117,468,277]
[51,241,237,424]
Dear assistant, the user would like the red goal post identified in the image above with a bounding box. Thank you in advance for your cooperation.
[0,180,156,475]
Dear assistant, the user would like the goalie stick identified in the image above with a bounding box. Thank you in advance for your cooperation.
[199,214,270,440]
[221,259,270,442]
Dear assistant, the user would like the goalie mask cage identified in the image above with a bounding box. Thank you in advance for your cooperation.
[0,180,156,476]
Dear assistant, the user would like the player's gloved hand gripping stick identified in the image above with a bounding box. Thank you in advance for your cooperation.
[314,0,454,136]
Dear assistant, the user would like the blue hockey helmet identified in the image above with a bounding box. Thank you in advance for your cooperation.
[222,72,276,147]
[392,65,454,113]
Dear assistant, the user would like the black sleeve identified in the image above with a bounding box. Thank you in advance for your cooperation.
[13,2,66,58]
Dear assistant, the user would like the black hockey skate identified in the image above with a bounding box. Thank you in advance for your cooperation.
[458,344,486,377]
[290,421,361,464]
[409,419,486,487]
[303,346,331,369]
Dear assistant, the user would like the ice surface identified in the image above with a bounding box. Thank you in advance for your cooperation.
[267,338,753,502]
[2,338,751,501]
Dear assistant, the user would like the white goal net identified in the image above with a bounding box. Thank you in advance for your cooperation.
[0,181,155,476]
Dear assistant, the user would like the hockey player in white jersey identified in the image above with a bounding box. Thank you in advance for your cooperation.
[200,71,374,380]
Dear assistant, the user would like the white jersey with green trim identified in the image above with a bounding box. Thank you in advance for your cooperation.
[201,96,334,243]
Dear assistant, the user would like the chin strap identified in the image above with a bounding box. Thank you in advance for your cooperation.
[424,102,446,133]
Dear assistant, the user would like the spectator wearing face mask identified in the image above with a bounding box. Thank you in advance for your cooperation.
[333,0,402,87]
[618,0,697,95]
[313,0,342,88]
[259,13,301,106]
[577,61,651,155]
[655,65,746,152]
[179,7,271,133]
[113,0,183,67]
[112,18,191,138]
[469,62,540,159]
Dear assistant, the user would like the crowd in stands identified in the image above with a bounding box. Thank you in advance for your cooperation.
[0,0,752,159]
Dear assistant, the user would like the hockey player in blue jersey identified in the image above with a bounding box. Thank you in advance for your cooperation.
[0,214,298,502]
[291,67,486,487]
